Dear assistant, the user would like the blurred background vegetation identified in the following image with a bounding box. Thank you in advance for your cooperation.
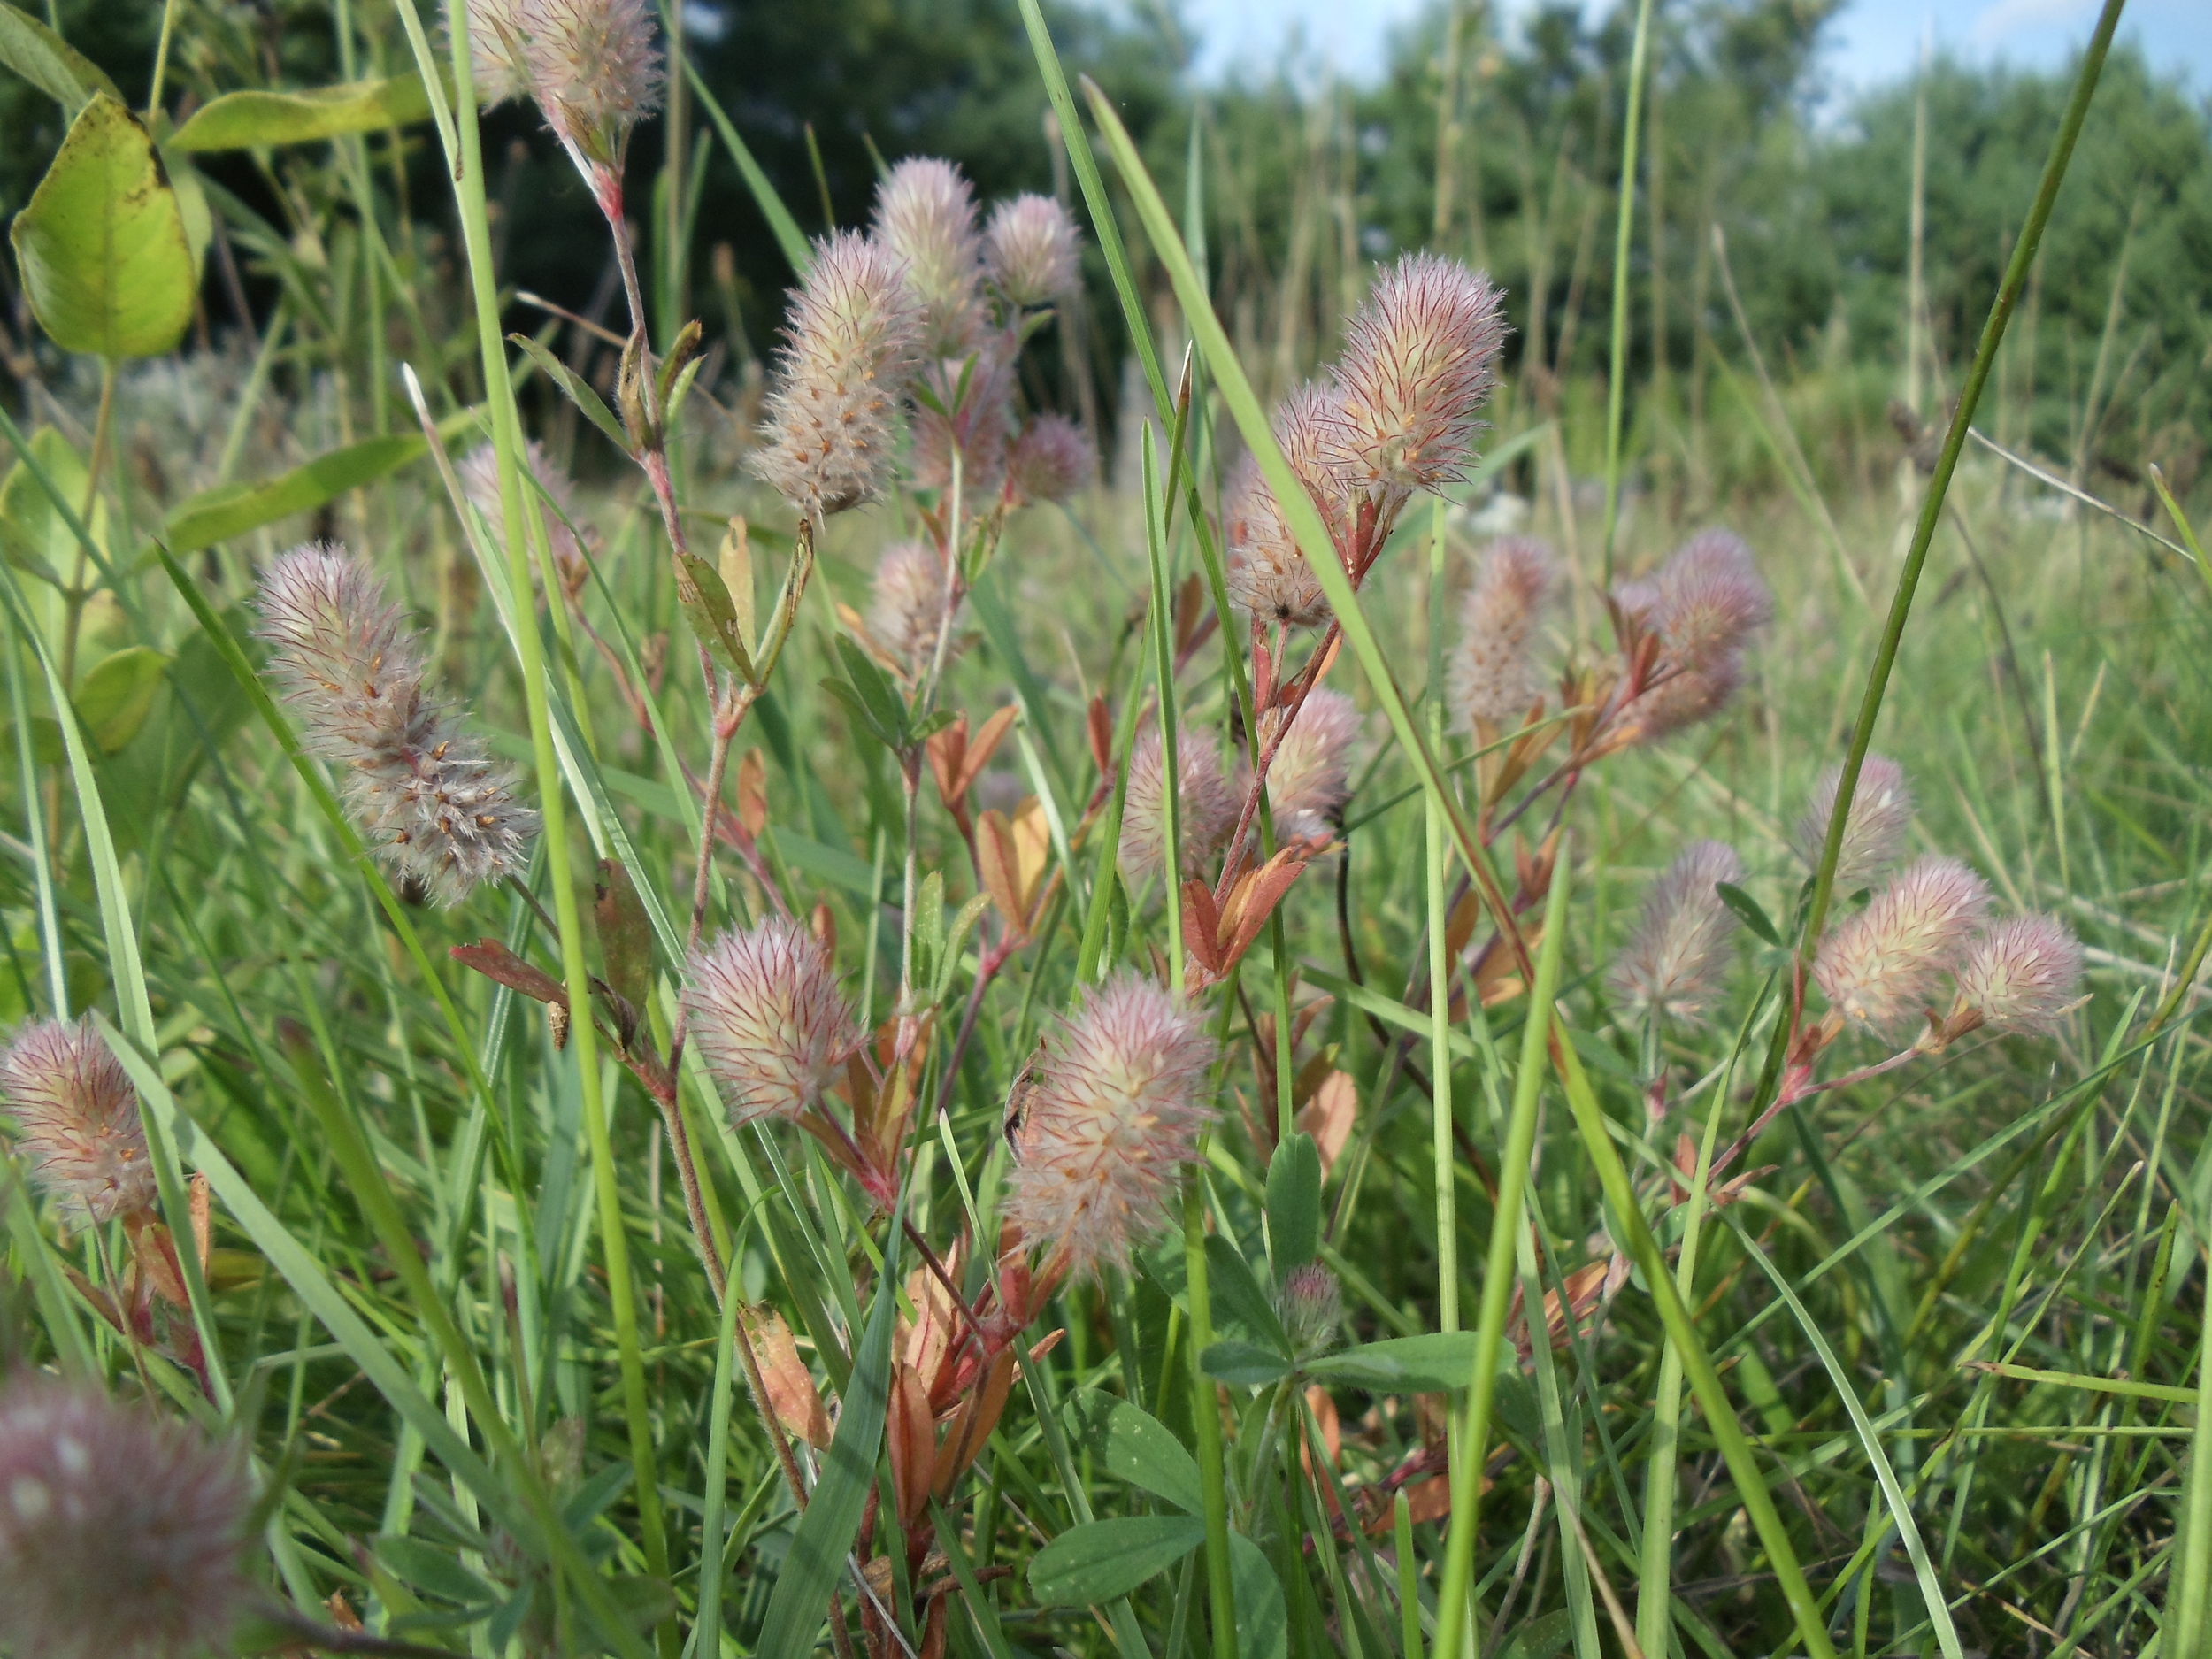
[4,0,2206,513]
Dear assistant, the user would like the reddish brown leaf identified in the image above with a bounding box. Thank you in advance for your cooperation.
[934,1348,1015,1499]
[887,1362,938,1526]
[740,1304,831,1449]
[926,715,970,811]
[1087,695,1112,777]
[976,810,1028,935]
[735,748,769,838]
[1294,1070,1358,1177]
[451,941,569,1008]
[957,705,1019,801]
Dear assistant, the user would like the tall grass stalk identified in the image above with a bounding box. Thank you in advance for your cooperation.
[1599,0,1655,586]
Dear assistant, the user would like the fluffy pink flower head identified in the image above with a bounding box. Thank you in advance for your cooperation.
[458,438,595,586]
[256,544,537,903]
[872,158,985,356]
[910,337,1015,503]
[1330,253,1507,493]
[530,0,664,162]
[1002,974,1217,1279]
[1118,729,1237,881]
[753,231,925,522]
[684,918,862,1128]
[1224,384,1355,628]
[1950,915,2083,1036]
[1450,536,1557,733]
[1794,756,1913,887]
[1006,415,1094,506]
[1617,530,1771,740]
[1275,1262,1343,1356]
[1259,688,1362,843]
[864,540,956,681]
[1609,841,1743,1027]
[984,195,1081,307]
[1814,855,1993,1032]
[447,0,534,104]
[0,1018,155,1225]
[0,1376,255,1659]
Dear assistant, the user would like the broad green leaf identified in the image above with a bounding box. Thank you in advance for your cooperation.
[1204,1233,1290,1356]
[73,644,168,752]
[1264,1133,1323,1277]
[1496,1609,1575,1659]
[1305,1332,1481,1393]
[1069,1393,1202,1514]
[1028,1515,1205,1605]
[1199,1340,1292,1388]
[165,433,426,553]
[753,1242,900,1659]
[0,424,94,581]
[169,73,434,151]
[0,1,122,112]
[11,95,197,358]
[1226,1534,1288,1659]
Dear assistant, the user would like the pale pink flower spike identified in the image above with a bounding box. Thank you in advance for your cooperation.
[1814,855,1993,1032]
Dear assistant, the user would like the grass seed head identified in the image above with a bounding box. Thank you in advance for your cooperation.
[1330,252,1506,493]
[1609,840,1744,1027]
[684,918,861,1128]
[256,544,537,903]
[1794,754,1913,886]
[1450,535,1558,733]
[0,1377,254,1659]
[983,195,1081,307]
[872,157,985,357]
[752,231,925,522]
[1118,729,1237,880]
[1002,973,1217,1279]
[1814,854,1993,1032]
[1950,913,2084,1035]
[0,1018,155,1225]
[1260,688,1363,843]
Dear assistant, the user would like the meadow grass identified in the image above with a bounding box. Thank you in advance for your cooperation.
[0,3,2208,1657]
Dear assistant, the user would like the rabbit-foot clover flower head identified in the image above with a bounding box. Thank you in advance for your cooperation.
[1007,415,1094,507]
[1002,974,1217,1279]
[1617,530,1772,740]
[0,1376,255,1659]
[984,195,1082,308]
[684,918,862,1128]
[1794,755,1913,887]
[1224,384,1356,627]
[1260,688,1363,844]
[446,0,535,104]
[1330,253,1507,494]
[1814,855,1992,1032]
[1609,841,1744,1027]
[872,157,986,356]
[1450,535,1558,733]
[911,337,1016,503]
[1947,914,2083,1038]
[864,540,956,681]
[0,1018,155,1225]
[1275,1263,1343,1357]
[458,438,595,589]
[752,231,925,523]
[1118,729,1238,881]
[256,544,537,904]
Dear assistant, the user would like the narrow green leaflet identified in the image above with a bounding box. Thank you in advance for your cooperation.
[170,73,434,151]
[509,334,633,456]
[12,95,198,358]
[0,1,122,111]
[1029,1516,1207,1605]
[753,1235,902,1659]
[1264,1133,1322,1276]
[1225,1534,1287,1659]
[166,430,446,553]
[683,58,811,277]
[1304,1332,1482,1393]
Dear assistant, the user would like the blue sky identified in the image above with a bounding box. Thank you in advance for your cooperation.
[1179,0,2212,96]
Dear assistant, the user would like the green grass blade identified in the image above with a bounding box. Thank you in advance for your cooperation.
[684,58,811,277]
